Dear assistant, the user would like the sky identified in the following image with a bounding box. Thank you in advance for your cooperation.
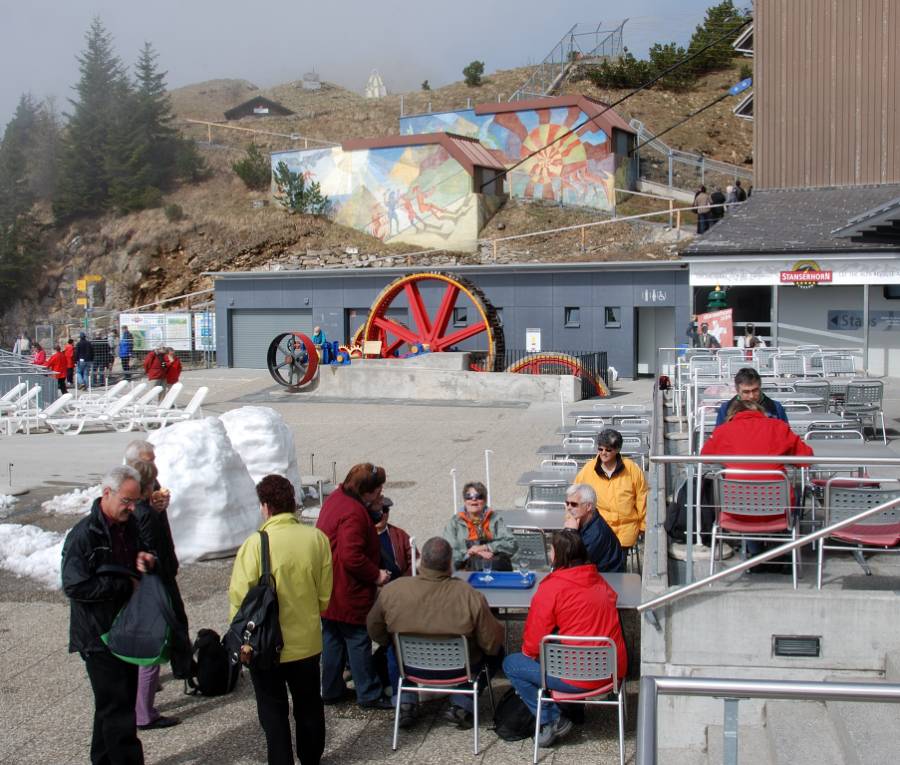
[1,0,721,127]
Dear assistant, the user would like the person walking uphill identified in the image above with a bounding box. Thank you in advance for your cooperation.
[315,463,394,709]
[230,475,333,765]
[46,344,69,394]
[61,465,156,765]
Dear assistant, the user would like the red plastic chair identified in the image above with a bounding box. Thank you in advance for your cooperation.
[534,635,625,765]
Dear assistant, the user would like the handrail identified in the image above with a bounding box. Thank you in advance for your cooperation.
[640,454,900,614]
[636,675,900,765]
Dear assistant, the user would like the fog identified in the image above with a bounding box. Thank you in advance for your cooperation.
[2,0,717,126]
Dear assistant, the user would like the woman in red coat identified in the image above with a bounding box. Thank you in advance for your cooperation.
[315,463,393,709]
[46,344,69,394]
[503,530,627,749]
[164,348,182,389]
[31,343,46,366]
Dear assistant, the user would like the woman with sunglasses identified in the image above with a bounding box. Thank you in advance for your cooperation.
[442,481,517,571]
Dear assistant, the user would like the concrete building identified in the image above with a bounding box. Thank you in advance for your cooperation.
[210,262,689,376]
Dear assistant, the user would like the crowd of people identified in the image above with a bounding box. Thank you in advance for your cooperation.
[62,430,647,764]
[10,325,183,393]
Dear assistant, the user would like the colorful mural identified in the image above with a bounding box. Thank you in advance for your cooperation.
[271,142,494,252]
[400,102,623,211]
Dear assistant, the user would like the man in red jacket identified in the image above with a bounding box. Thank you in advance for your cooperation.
[143,347,167,384]
[316,463,393,710]
[64,338,75,386]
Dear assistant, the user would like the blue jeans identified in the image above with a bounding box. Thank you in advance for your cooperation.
[503,652,584,725]
[320,618,382,704]
[76,359,89,387]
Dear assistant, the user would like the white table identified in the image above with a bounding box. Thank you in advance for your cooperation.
[501,508,567,531]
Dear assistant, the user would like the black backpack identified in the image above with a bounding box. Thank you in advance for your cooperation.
[185,628,240,697]
[492,688,535,742]
[223,530,284,671]
[664,475,716,545]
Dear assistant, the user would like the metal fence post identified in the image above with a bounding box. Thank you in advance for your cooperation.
[668,150,673,189]
[723,698,740,765]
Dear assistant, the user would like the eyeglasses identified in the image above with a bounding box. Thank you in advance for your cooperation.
[115,492,139,507]
[564,500,582,507]
[464,493,485,501]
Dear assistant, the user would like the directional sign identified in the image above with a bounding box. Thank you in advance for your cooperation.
[729,77,753,96]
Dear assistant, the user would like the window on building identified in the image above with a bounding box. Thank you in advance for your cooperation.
[564,307,581,328]
[605,306,621,328]
[453,307,468,326]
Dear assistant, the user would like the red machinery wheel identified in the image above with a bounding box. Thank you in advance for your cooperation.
[362,272,505,371]
[506,353,609,398]
[267,332,319,388]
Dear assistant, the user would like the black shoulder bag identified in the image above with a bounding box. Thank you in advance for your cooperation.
[224,530,283,671]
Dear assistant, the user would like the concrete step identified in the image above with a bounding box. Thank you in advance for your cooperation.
[657,747,707,765]
[826,696,900,764]
[706,723,773,765]
[765,699,845,765]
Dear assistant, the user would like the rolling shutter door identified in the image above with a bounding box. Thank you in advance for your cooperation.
[230,309,313,368]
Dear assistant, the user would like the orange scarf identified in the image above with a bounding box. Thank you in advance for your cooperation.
[457,509,494,542]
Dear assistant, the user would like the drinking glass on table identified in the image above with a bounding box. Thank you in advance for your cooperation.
[518,558,530,580]
[482,556,493,582]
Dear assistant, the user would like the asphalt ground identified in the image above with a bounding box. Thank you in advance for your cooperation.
[0,368,653,765]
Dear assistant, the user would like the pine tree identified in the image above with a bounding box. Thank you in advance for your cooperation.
[133,42,177,189]
[53,18,128,221]
[687,1,750,74]
[0,94,38,222]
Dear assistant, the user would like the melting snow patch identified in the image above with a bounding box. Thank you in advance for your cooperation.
[219,406,302,497]
[149,417,259,562]
[42,485,101,515]
[0,523,64,589]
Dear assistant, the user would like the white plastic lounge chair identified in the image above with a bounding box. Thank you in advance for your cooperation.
[137,386,208,430]
[46,385,147,435]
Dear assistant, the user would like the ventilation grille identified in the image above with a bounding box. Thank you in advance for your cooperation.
[772,635,821,658]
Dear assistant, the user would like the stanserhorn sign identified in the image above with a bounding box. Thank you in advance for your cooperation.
[780,259,833,288]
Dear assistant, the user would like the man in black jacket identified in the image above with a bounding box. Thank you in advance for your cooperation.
[62,465,155,765]
[562,483,625,572]
[75,332,94,389]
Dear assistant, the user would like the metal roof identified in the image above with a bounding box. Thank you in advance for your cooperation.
[206,260,688,280]
[684,185,900,257]
[831,195,900,244]
[341,133,506,174]
[474,95,636,136]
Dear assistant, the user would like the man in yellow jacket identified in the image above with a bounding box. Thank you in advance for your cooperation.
[574,428,647,550]
[229,474,333,765]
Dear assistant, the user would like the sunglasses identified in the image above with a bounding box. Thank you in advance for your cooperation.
[464,493,485,501]
[598,446,618,452]
[564,500,582,507]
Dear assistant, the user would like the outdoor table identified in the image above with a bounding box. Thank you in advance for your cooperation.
[568,410,652,423]
[536,442,598,461]
[452,569,642,609]
[516,469,576,486]
[806,441,897,464]
[500,507,567,531]
[786,413,855,435]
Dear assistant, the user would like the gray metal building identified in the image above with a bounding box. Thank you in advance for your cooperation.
[211,262,690,378]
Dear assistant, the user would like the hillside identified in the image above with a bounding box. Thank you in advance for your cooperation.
[9,60,750,336]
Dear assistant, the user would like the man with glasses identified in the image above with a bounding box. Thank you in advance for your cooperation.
[563,484,625,572]
[715,367,788,427]
[62,465,156,765]
[574,429,647,552]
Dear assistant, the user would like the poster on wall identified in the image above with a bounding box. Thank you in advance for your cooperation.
[696,308,734,348]
[193,313,216,350]
[525,328,541,353]
[120,312,192,351]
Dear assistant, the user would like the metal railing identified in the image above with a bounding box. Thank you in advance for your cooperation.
[630,118,753,193]
[636,675,900,765]
[509,21,627,102]
[642,453,900,609]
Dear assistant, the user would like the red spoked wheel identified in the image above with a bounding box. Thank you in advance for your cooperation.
[363,272,505,371]
[267,332,319,388]
[506,353,610,398]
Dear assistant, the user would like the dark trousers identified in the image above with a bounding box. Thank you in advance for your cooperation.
[121,356,131,379]
[57,378,68,394]
[83,649,143,765]
[321,618,381,703]
[250,654,325,765]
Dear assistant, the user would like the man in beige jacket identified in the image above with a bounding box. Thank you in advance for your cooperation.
[367,536,504,730]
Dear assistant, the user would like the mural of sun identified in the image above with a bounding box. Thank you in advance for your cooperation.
[520,124,587,197]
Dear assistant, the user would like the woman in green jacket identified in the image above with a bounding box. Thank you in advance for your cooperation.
[442,481,517,571]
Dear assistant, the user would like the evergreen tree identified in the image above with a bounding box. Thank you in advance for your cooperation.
[53,18,128,221]
[0,94,38,222]
[133,42,178,189]
[0,214,42,308]
[687,1,750,73]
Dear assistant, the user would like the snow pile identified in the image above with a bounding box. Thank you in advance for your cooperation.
[0,524,65,589]
[149,417,259,562]
[219,406,302,497]
[0,495,17,510]
[41,485,101,515]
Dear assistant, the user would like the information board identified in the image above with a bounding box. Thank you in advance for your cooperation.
[120,312,192,351]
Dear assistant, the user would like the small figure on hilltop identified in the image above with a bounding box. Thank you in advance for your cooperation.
[693,185,712,234]
[709,187,726,225]
[734,179,747,202]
